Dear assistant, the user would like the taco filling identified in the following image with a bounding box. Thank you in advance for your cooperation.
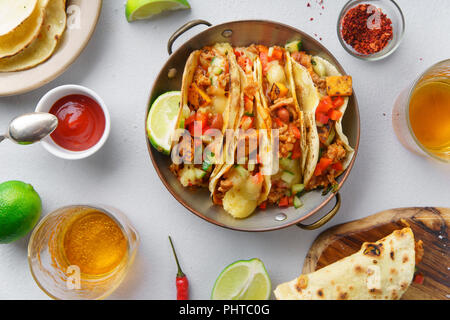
[291,51,353,192]
[170,44,236,187]
[253,45,305,207]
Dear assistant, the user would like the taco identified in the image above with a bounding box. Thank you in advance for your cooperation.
[169,43,241,188]
[253,45,307,209]
[291,51,354,191]
[274,228,423,300]
[209,46,272,219]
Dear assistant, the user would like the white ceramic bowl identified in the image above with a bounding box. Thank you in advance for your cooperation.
[35,84,110,160]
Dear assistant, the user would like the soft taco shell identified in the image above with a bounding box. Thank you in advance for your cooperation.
[0,0,49,59]
[292,56,354,186]
[209,51,272,218]
[274,228,416,300]
[0,0,38,36]
[0,0,66,72]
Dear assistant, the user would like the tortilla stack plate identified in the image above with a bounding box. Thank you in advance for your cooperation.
[0,0,102,97]
[302,207,450,300]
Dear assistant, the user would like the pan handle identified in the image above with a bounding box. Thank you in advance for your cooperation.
[296,193,341,230]
[167,19,212,55]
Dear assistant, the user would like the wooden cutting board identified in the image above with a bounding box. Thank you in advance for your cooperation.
[302,207,450,300]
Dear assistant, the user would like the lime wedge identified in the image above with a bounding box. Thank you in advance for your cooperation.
[147,91,181,155]
[211,258,271,300]
[126,0,190,22]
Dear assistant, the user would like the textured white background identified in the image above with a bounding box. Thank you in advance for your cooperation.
[0,0,449,300]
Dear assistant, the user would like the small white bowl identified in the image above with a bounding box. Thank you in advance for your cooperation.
[35,84,111,160]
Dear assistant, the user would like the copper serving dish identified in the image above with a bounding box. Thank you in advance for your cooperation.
[145,20,360,232]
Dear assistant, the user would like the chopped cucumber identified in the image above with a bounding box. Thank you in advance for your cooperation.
[311,57,326,77]
[280,157,294,170]
[179,119,185,129]
[281,170,295,184]
[291,184,305,195]
[285,40,302,53]
[293,196,303,209]
[202,153,214,171]
[194,168,207,179]
[325,127,336,146]
[179,166,206,187]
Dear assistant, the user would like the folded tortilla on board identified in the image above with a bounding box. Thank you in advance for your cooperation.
[274,228,418,300]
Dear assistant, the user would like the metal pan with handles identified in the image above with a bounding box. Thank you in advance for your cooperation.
[146,20,360,232]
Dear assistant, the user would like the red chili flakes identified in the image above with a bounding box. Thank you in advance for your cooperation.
[341,4,393,55]
[307,2,311,7]
[310,17,314,21]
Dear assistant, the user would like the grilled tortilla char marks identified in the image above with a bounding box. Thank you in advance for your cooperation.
[274,228,417,300]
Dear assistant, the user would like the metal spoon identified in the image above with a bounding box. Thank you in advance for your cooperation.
[0,112,58,145]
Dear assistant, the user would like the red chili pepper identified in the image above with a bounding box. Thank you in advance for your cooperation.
[169,236,189,300]
[413,273,424,285]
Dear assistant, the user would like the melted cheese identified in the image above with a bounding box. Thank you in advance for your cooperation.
[222,168,262,219]
[211,95,228,114]
[266,61,286,86]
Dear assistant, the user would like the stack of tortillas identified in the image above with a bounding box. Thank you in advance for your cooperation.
[0,0,67,72]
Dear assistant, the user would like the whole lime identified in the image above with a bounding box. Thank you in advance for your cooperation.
[0,181,42,244]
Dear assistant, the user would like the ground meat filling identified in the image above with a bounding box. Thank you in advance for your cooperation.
[291,51,327,95]
[274,117,301,158]
[267,179,289,205]
[307,139,347,190]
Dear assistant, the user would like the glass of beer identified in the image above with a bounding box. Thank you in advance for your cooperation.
[392,59,450,162]
[28,205,139,300]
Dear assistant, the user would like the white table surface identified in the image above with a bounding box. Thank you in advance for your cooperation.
[0,0,449,300]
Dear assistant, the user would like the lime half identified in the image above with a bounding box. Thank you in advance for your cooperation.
[126,0,190,22]
[147,91,181,155]
[211,258,271,300]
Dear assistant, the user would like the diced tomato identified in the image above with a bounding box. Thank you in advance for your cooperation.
[279,196,290,207]
[257,45,269,73]
[187,113,208,136]
[234,49,242,57]
[291,141,302,160]
[314,157,332,176]
[260,52,269,73]
[316,112,330,125]
[268,48,283,61]
[188,121,202,137]
[237,56,252,70]
[413,273,424,284]
[259,201,267,210]
[184,114,196,127]
[291,51,302,62]
[328,109,343,121]
[244,95,254,114]
[273,117,284,128]
[240,115,254,130]
[331,161,343,171]
[316,96,334,114]
[288,196,294,206]
[332,96,345,108]
[289,124,301,139]
[251,172,264,185]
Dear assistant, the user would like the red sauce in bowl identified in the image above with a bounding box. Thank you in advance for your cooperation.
[49,94,105,152]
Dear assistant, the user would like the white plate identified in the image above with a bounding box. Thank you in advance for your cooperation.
[0,0,102,97]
